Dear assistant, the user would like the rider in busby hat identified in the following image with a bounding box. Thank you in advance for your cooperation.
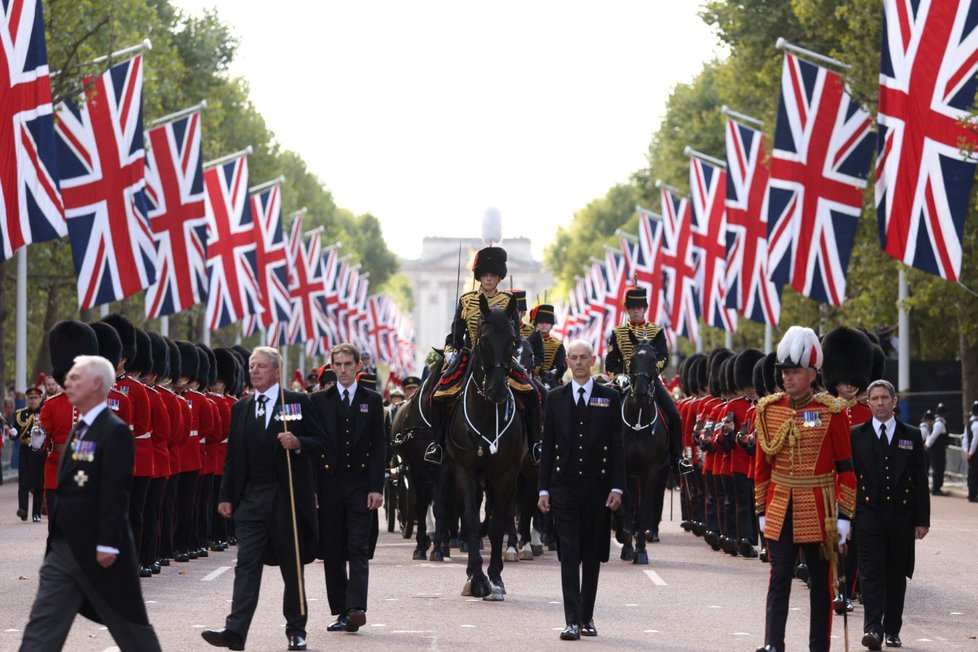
[753,326,856,652]
[530,303,566,389]
[510,289,534,339]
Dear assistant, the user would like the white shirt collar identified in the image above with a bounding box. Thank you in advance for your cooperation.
[571,378,594,403]
[338,381,358,399]
[872,416,897,442]
[80,401,108,427]
[258,383,279,405]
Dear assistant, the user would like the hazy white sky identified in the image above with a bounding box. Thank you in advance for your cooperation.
[170,1,722,260]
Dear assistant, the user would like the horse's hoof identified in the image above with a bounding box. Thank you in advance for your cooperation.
[412,548,426,561]
[503,547,519,562]
[469,578,491,598]
[518,545,533,561]
[531,544,544,557]
[429,549,444,562]
[462,578,473,596]
[633,551,649,565]
[482,583,505,601]
[620,545,634,562]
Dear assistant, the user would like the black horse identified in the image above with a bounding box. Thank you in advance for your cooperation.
[447,294,527,600]
[390,361,458,562]
[614,336,670,565]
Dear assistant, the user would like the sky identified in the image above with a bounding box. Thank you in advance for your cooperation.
[169,1,723,260]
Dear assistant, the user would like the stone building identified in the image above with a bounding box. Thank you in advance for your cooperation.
[400,237,553,370]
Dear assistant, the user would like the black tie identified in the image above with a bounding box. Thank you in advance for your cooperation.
[577,387,586,411]
[68,421,88,448]
[879,423,887,443]
[343,389,350,406]
[256,395,268,421]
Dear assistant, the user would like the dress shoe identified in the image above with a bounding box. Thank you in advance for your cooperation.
[188,550,198,560]
[151,561,161,574]
[861,630,883,651]
[649,530,660,543]
[559,624,580,640]
[201,628,245,650]
[228,536,237,546]
[755,646,777,652]
[287,634,307,650]
[885,634,902,647]
[931,489,947,496]
[794,563,809,582]
[580,620,597,637]
[197,547,209,558]
[345,609,366,632]
[32,515,41,523]
[175,552,190,562]
[759,546,769,563]
[16,508,27,521]
[159,558,171,566]
[739,539,758,558]
[139,565,153,578]
[327,616,348,632]
[968,497,978,503]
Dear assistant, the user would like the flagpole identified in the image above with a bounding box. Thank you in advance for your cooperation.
[150,100,208,127]
[721,105,764,128]
[203,146,254,169]
[249,176,285,194]
[775,37,852,71]
[898,268,910,395]
[160,315,169,337]
[50,39,153,77]
[15,248,27,393]
[684,146,727,169]
[764,324,773,354]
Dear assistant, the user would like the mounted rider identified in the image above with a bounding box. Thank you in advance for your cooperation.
[424,243,541,465]
[603,286,683,471]
[530,303,566,389]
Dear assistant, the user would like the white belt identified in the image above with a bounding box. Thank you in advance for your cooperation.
[220,438,229,444]
[135,432,152,440]
[189,430,199,437]
[200,438,207,444]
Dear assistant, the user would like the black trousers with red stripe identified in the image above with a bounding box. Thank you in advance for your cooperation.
[763,504,832,652]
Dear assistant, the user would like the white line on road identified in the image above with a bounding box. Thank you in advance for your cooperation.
[4,629,20,633]
[643,569,667,586]
[201,566,231,581]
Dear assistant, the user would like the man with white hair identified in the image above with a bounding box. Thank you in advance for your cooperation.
[21,355,161,651]
[753,327,857,652]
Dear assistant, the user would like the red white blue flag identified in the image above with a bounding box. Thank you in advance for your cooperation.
[143,111,207,318]
[660,187,700,344]
[203,154,260,330]
[766,52,874,306]
[724,118,780,325]
[689,155,737,333]
[250,183,290,329]
[288,226,331,353]
[627,206,667,327]
[876,0,978,281]
[0,0,64,261]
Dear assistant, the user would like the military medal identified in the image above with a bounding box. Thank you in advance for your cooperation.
[107,397,120,411]
[73,470,89,487]
[359,403,370,413]
[275,403,303,421]
[802,410,822,428]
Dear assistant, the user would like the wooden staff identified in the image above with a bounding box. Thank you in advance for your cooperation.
[278,360,306,616]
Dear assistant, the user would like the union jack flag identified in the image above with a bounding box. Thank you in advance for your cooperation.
[724,118,781,325]
[627,206,668,326]
[288,227,331,354]
[660,187,700,344]
[250,183,291,329]
[766,52,874,306]
[57,55,155,309]
[0,0,64,261]
[203,154,260,330]
[876,0,978,281]
[143,111,207,318]
[602,248,629,331]
[689,155,737,332]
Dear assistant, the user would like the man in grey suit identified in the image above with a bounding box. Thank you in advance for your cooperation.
[538,339,625,641]
[21,355,162,651]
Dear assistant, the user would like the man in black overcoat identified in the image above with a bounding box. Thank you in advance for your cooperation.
[538,339,626,641]
[202,346,325,652]
[310,342,387,633]
[20,355,162,651]
[849,379,930,651]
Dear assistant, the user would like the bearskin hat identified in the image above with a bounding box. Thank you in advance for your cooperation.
[821,326,874,396]
[510,289,527,312]
[147,332,170,380]
[753,356,768,398]
[776,326,822,370]
[858,328,887,383]
[530,304,556,325]
[174,341,199,381]
[214,348,239,392]
[164,338,181,383]
[473,246,507,280]
[49,320,98,387]
[624,287,648,309]
[129,328,154,375]
[692,354,709,395]
[195,344,215,389]
[735,349,765,391]
[721,356,736,396]
[101,313,137,364]
[708,348,734,398]
[677,357,691,396]
[760,352,778,395]
[90,321,123,370]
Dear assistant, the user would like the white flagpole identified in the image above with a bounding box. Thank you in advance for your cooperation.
[15,248,27,392]
[898,268,910,394]
[202,328,211,347]
[160,315,169,337]
[99,304,109,318]
[764,324,773,354]
[725,331,733,349]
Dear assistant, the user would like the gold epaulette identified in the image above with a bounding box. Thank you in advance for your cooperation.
[812,392,844,413]
[754,392,785,416]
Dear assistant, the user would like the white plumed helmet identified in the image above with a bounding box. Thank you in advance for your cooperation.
[776,326,823,370]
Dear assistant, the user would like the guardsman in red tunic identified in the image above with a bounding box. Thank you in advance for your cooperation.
[754,326,857,652]
[172,341,203,563]
[156,338,187,567]
[698,348,732,551]
[681,355,709,536]
[139,332,173,577]
[211,348,241,550]
[191,345,218,559]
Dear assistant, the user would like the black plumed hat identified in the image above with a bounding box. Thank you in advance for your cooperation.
[130,328,153,375]
[752,356,768,398]
[195,344,215,389]
[164,338,181,383]
[708,348,734,398]
[721,356,736,396]
[90,322,123,370]
[49,320,98,386]
[472,246,507,279]
[821,326,874,396]
[530,304,556,325]
[624,287,648,309]
[692,355,709,395]
[735,349,765,391]
[677,357,691,396]
[761,352,778,395]
[147,332,170,380]
[175,340,199,381]
[101,313,137,365]
[510,289,527,312]
[214,348,239,390]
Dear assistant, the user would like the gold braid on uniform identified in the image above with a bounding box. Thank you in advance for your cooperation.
[812,392,846,413]
[755,392,789,462]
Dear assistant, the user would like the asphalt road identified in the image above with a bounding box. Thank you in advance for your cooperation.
[1,481,977,651]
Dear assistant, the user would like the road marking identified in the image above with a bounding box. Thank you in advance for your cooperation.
[201,566,231,581]
[548,601,561,604]
[461,624,476,628]
[625,603,639,607]
[644,629,659,633]
[5,629,20,633]
[918,639,933,642]
[370,624,387,627]
[644,569,667,586]
[734,632,750,636]
[384,598,399,601]
[708,605,721,609]
[950,612,963,615]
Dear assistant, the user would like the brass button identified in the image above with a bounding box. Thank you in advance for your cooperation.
[602,458,607,463]
[555,456,560,461]
[555,467,561,473]
[361,464,367,469]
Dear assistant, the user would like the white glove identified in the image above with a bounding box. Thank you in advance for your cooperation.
[758,515,765,535]
[837,518,850,546]
[445,351,458,365]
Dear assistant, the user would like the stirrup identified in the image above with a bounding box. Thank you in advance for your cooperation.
[424,442,444,465]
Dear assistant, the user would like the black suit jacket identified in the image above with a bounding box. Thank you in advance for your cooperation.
[539,381,626,494]
[220,389,325,564]
[50,406,148,625]
[310,384,387,494]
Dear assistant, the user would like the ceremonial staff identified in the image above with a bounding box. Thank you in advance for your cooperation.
[278,359,306,616]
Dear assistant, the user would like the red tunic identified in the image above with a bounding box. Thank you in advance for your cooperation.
[696,396,723,473]
[115,375,154,477]
[208,393,233,476]
[157,386,186,476]
[848,401,873,428]
[709,400,733,476]
[723,396,755,476]
[200,394,221,475]
[146,385,172,479]
[174,390,204,473]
